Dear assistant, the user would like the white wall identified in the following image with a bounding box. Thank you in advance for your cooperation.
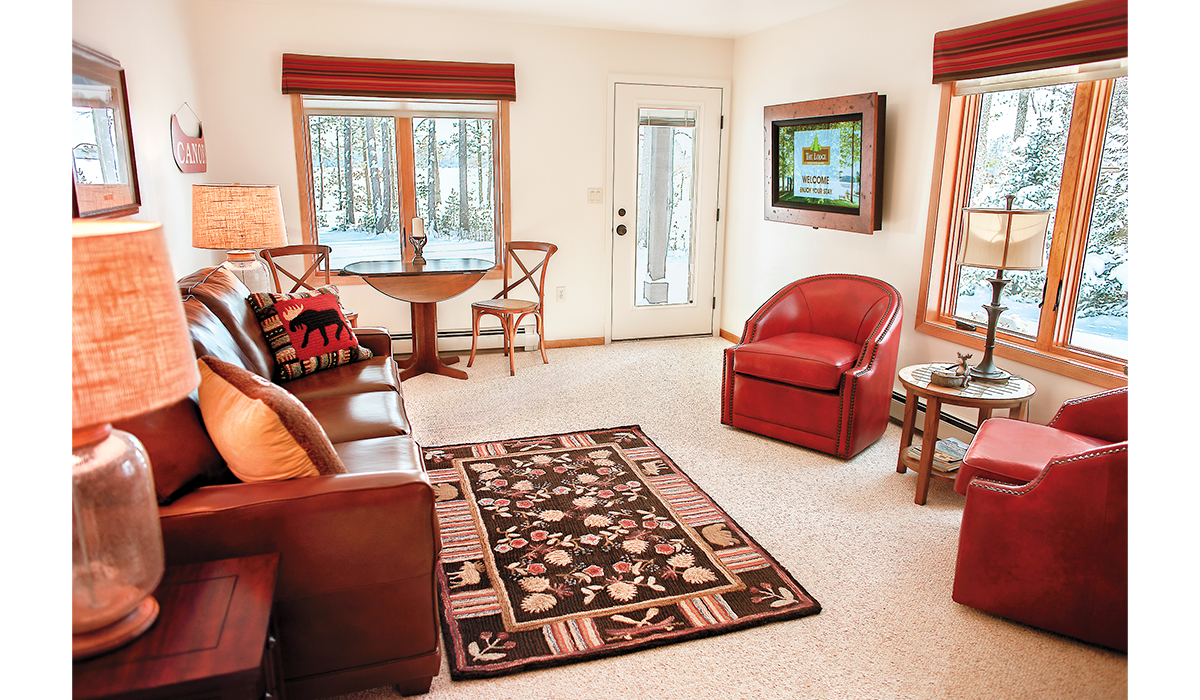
[182,0,733,349]
[722,0,1109,424]
[73,0,223,275]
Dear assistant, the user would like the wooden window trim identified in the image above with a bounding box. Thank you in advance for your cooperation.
[289,94,510,283]
[915,81,1127,389]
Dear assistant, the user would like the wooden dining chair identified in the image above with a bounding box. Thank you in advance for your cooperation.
[467,241,558,376]
[260,244,358,326]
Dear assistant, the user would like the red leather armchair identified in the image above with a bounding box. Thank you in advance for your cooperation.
[952,387,1128,650]
[721,274,902,458]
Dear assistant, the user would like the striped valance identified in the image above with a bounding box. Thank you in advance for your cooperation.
[282,53,516,101]
[932,0,1126,84]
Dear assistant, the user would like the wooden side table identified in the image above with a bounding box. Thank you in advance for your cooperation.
[343,257,492,381]
[897,363,1035,505]
[74,553,285,700]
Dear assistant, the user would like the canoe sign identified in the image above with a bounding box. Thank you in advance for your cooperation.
[171,114,207,173]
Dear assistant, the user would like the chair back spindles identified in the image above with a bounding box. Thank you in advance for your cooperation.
[261,244,357,326]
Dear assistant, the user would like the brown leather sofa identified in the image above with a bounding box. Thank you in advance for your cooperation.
[115,266,441,699]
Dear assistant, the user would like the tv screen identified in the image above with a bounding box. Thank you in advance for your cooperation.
[773,115,863,214]
[763,92,884,234]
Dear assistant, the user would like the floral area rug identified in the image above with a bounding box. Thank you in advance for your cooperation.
[424,425,821,680]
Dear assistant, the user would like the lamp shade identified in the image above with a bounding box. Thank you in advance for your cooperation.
[959,207,1052,270]
[72,220,200,429]
[191,183,288,250]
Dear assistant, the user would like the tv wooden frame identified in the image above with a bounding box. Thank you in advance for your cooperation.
[72,42,141,219]
[764,92,885,234]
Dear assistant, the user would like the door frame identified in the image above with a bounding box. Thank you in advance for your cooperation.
[604,75,731,343]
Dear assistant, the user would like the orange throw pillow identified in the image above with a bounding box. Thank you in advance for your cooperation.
[196,356,346,482]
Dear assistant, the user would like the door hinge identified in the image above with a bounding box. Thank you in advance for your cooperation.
[716,209,720,221]
[713,297,717,310]
[720,115,724,129]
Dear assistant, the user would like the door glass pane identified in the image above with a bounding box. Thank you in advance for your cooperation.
[953,83,1075,337]
[308,115,401,269]
[635,108,695,306]
[413,117,496,263]
[1069,76,1128,359]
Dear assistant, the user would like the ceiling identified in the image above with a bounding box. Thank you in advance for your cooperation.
[310,0,863,38]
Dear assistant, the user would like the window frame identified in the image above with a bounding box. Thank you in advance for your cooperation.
[916,77,1127,389]
[289,94,511,282]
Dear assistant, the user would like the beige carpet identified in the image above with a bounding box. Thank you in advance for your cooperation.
[328,336,1127,700]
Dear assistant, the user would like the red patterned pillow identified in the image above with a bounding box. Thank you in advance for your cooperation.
[247,286,372,382]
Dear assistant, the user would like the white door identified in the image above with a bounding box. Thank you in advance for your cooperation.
[611,83,723,340]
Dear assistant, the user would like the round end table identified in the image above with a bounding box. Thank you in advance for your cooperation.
[896,363,1035,505]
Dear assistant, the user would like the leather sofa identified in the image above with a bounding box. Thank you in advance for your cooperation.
[952,388,1128,650]
[115,266,441,698]
[721,273,902,459]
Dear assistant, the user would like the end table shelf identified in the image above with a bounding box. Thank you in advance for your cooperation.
[73,553,284,700]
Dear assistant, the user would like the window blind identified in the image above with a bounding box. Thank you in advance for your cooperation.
[932,0,1127,84]
[282,53,516,101]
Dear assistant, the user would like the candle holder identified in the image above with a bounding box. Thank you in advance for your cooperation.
[410,236,427,265]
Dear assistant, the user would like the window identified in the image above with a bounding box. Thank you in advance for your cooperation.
[282,53,515,277]
[920,0,1128,387]
[918,72,1127,386]
[297,97,503,270]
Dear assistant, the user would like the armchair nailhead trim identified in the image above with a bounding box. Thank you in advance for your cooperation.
[968,443,1128,496]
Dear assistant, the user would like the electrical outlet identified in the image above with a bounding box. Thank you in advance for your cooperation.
[587,188,603,204]
[556,286,566,302]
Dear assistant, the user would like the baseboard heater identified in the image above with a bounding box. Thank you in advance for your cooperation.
[389,327,531,343]
[890,390,977,435]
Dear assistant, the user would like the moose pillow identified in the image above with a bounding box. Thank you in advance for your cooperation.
[247,285,372,382]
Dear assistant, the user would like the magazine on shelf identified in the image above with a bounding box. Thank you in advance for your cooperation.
[905,437,969,472]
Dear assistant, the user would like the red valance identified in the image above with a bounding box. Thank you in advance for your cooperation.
[281,53,516,101]
[932,0,1126,84]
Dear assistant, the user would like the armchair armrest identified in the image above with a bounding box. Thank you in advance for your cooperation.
[158,467,438,601]
[1047,387,1127,443]
[353,326,394,358]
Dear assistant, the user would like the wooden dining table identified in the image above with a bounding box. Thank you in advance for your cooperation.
[342,257,493,381]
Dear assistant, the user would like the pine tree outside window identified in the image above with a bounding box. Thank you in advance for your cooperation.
[294,97,505,271]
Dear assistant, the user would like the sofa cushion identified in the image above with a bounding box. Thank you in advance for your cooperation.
[333,435,424,476]
[180,267,276,379]
[282,355,401,401]
[734,332,862,391]
[197,356,347,482]
[113,396,232,504]
[248,286,372,383]
[303,391,413,443]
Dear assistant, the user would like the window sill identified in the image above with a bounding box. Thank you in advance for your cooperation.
[914,317,1127,389]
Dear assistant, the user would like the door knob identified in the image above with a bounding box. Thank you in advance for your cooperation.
[616,224,628,236]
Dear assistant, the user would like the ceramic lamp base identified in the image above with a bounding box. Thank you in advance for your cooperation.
[73,596,160,660]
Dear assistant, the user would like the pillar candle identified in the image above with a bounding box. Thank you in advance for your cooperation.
[412,218,425,239]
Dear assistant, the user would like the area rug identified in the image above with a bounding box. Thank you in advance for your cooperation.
[424,425,821,680]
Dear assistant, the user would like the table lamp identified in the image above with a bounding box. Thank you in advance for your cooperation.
[958,195,1051,382]
[191,183,288,292]
[72,220,200,658]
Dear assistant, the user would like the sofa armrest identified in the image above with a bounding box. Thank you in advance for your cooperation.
[158,467,438,601]
[353,326,394,358]
[1047,387,1127,442]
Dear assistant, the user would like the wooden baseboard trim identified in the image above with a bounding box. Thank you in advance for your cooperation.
[719,328,740,344]
[545,337,605,349]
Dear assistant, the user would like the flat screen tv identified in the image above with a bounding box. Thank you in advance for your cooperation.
[764,92,885,234]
